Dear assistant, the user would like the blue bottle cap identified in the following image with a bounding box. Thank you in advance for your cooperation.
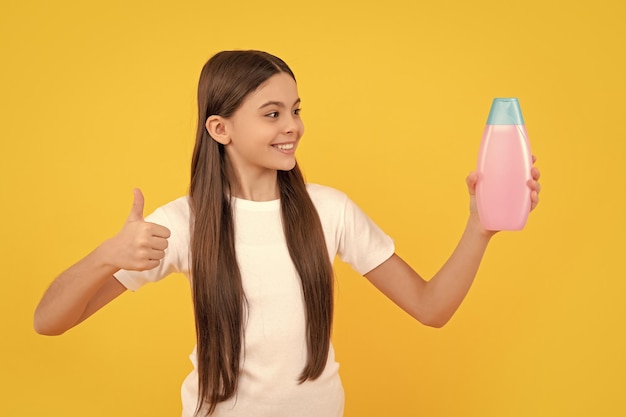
[486,98,525,125]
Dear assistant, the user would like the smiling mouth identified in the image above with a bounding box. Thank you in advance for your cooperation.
[273,143,295,151]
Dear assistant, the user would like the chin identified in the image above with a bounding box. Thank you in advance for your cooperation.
[277,159,297,172]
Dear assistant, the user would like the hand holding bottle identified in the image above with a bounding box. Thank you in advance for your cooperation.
[476,98,540,231]
[467,155,541,233]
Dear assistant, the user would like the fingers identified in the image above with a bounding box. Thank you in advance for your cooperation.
[132,254,164,271]
[531,166,541,181]
[529,156,541,211]
[150,223,171,239]
[466,171,478,196]
[528,178,541,194]
[136,222,170,256]
[127,188,145,222]
[122,228,169,271]
[147,232,169,251]
[530,189,540,211]
[139,247,167,263]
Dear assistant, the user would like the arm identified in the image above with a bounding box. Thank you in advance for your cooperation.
[34,189,171,335]
[365,165,541,328]
[365,216,490,328]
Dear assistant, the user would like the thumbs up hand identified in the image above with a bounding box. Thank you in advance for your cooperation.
[107,189,171,271]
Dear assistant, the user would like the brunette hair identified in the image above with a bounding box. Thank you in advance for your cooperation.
[189,50,334,415]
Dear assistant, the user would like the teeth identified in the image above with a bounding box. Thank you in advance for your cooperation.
[275,143,294,150]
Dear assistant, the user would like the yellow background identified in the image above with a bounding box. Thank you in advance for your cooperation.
[2,0,625,415]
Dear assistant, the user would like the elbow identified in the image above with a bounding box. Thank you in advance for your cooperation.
[421,317,449,329]
[33,313,67,336]
[415,311,452,329]
[34,322,66,336]
[411,299,459,328]
[418,318,447,329]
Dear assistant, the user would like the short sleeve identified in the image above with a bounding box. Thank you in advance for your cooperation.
[337,194,395,275]
[114,197,190,291]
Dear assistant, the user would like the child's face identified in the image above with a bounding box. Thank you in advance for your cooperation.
[223,72,304,179]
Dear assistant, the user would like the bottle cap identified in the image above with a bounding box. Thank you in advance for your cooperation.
[486,98,525,125]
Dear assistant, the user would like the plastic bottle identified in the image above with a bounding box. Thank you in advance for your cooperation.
[476,98,533,231]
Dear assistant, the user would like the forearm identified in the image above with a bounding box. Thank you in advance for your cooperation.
[365,214,493,328]
[34,190,172,335]
[34,241,120,335]
[424,213,494,326]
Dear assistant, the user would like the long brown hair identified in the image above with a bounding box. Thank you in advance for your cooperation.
[189,50,334,415]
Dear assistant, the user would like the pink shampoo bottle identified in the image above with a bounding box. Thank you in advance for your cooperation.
[476,98,533,231]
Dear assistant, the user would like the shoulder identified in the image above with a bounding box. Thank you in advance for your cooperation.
[146,196,190,229]
[306,184,351,228]
[306,183,349,207]
[156,196,190,216]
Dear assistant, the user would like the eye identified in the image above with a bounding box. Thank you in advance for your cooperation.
[266,111,279,118]
[293,108,302,116]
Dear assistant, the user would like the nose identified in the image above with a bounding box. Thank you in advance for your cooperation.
[285,114,303,137]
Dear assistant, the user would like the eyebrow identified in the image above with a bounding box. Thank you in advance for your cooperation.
[258,98,301,110]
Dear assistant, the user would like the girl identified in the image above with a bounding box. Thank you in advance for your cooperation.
[34,50,541,417]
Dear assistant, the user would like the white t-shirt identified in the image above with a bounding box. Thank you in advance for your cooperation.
[115,184,395,417]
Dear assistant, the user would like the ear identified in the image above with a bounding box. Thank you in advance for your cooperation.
[205,115,231,145]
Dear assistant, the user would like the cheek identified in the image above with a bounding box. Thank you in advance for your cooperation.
[231,125,259,144]
[298,120,305,137]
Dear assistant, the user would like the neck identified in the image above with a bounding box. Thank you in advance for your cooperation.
[230,168,279,201]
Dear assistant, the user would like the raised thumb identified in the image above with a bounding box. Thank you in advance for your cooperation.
[127,188,145,222]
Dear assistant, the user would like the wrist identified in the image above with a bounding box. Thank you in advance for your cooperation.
[467,212,497,240]
[94,238,123,272]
